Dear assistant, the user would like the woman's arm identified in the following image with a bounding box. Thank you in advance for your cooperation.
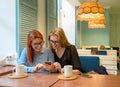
[18,48,35,72]
[44,48,57,72]
[70,45,83,73]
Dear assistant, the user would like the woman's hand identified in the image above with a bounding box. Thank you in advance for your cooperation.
[72,69,82,75]
[34,63,43,72]
[53,62,61,72]
[43,63,55,71]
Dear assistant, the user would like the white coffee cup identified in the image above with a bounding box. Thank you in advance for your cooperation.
[16,64,24,76]
[64,65,73,78]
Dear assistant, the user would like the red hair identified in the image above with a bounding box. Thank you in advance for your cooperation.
[27,30,43,64]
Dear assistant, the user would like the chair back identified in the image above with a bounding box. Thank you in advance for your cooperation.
[112,47,119,56]
[79,56,99,73]
[98,50,107,55]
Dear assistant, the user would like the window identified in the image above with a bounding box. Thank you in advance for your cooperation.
[17,0,38,56]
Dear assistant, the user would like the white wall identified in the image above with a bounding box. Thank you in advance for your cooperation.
[60,0,76,45]
[0,0,16,59]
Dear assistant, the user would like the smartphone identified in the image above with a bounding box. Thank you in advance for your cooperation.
[80,73,93,78]
[44,61,52,65]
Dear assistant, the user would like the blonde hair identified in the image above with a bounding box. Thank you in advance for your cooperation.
[48,27,71,50]
[100,45,106,50]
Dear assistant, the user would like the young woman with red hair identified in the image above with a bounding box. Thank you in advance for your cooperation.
[18,30,56,73]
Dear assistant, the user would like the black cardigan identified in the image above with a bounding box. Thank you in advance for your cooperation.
[54,45,82,72]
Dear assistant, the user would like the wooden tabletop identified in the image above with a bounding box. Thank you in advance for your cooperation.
[0,73,59,87]
[52,74,120,87]
[0,66,120,87]
[0,65,14,76]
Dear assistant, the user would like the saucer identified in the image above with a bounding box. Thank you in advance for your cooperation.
[58,74,78,81]
[8,73,28,79]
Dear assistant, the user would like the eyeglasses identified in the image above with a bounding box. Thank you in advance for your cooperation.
[49,40,59,44]
[32,41,44,46]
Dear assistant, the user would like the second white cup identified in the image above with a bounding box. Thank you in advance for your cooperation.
[16,64,24,76]
[64,65,73,78]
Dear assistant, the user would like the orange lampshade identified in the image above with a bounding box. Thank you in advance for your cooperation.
[77,1,105,21]
[88,16,106,28]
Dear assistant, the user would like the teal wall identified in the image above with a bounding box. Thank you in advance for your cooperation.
[80,9,110,46]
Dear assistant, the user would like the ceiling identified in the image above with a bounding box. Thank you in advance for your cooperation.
[78,0,120,14]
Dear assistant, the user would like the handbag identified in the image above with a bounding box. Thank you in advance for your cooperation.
[94,65,108,75]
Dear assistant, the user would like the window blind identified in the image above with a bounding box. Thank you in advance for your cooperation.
[46,0,58,46]
[17,0,38,56]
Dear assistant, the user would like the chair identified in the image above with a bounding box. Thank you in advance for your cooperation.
[91,48,98,55]
[79,56,100,73]
[112,47,120,69]
[106,48,111,50]
[98,50,107,55]
[112,47,119,56]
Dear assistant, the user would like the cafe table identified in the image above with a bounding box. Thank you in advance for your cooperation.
[0,65,14,76]
[0,65,59,87]
[52,74,120,87]
[0,66,120,87]
[1,73,120,87]
[0,72,60,87]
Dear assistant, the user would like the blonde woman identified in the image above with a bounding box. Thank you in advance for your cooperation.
[48,27,83,74]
